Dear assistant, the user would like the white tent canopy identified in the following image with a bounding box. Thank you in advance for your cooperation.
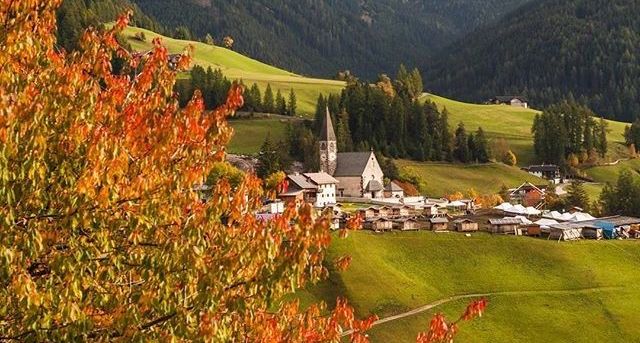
[494,202,513,211]
[535,218,560,228]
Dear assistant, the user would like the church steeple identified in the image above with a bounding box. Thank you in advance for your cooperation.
[319,107,337,175]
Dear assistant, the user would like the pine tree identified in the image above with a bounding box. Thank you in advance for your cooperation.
[257,134,280,178]
[596,117,608,158]
[454,122,471,163]
[474,127,490,163]
[313,94,327,133]
[262,84,275,113]
[275,89,287,115]
[566,182,590,211]
[247,83,262,112]
[336,109,354,152]
[287,89,297,116]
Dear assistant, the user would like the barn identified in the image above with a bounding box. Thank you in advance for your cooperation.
[453,219,478,232]
[429,217,449,231]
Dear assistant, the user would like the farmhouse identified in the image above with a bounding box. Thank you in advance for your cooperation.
[488,218,522,235]
[509,182,546,207]
[281,172,339,208]
[319,108,385,199]
[429,217,449,231]
[489,95,529,108]
[522,164,562,184]
[453,218,479,232]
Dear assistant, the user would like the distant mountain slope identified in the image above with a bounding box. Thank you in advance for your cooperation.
[427,0,640,122]
[130,0,535,78]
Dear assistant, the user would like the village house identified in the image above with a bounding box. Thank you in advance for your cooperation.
[488,95,529,109]
[384,181,405,198]
[319,108,385,199]
[453,218,479,232]
[279,172,339,208]
[429,217,449,231]
[391,205,412,218]
[509,182,546,207]
[522,164,562,184]
[423,203,439,216]
[358,206,380,220]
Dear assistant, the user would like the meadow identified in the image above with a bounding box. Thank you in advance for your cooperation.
[397,160,545,197]
[227,118,290,155]
[296,231,640,342]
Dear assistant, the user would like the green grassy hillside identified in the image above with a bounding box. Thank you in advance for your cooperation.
[397,160,545,196]
[121,26,345,115]
[227,118,291,155]
[297,231,640,342]
[424,94,629,166]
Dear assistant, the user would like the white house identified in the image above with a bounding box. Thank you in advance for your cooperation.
[303,172,339,208]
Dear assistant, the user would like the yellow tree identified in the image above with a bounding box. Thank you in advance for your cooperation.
[0,2,485,342]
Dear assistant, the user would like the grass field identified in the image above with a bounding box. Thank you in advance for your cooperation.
[296,231,640,342]
[121,26,344,115]
[227,118,291,155]
[424,94,629,166]
[583,159,640,184]
[397,160,545,196]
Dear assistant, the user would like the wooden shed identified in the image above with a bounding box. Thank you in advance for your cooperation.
[358,207,380,220]
[429,217,449,232]
[548,225,582,242]
[453,218,479,232]
[392,205,412,218]
[488,218,522,235]
[393,218,419,231]
[377,206,393,218]
[523,223,542,237]
[581,226,603,240]
[423,204,439,216]
[365,218,393,232]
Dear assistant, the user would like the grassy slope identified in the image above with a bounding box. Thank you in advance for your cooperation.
[424,94,629,166]
[227,118,290,155]
[397,160,545,196]
[297,231,640,342]
[121,26,345,115]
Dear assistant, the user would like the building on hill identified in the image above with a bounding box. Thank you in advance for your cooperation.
[384,181,405,198]
[319,108,385,199]
[508,182,546,207]
[489,95,529,109]
[522,164,562,184]
[279,172,338,208]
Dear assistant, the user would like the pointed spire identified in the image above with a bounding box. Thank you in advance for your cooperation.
[320,106,336,142]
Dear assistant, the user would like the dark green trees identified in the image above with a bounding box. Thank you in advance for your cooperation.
[600,170,640,216]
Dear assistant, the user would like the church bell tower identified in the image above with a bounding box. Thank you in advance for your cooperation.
[319,107,337,175]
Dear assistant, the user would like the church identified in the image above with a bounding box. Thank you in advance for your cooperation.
[319,108,385,199]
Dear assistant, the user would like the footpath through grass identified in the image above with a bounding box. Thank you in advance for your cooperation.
[296,231,640,342]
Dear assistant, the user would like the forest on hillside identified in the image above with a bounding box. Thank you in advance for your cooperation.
[428,0,640,122]
[130,0,535,78]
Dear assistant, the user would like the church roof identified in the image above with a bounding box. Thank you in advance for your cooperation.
[320,107,336,142]
[334,151,374,177]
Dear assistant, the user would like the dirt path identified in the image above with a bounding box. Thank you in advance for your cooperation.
[340,286,624,337]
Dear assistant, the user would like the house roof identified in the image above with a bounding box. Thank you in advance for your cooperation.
[366,180,383,192]
[304,172,339,185]
[334,151,374,177]
[385,181,403,192]
[453,218,476,224]
[510,182,544,196]
[489,218,522,225]
[430,217,449,224]
[320,107,336,142]
[288,174,316,190]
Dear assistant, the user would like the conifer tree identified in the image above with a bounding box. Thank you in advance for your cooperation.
[474,127,490,163]
[596,117,608,158]
[275,89,287,115]
[287,89,297,116]
[262,84,275,113]
[454,122,471,163]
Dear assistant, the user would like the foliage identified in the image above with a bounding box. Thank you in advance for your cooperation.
[429,0,640,122]
[0,4,376,340]
[565,182,591,212]
[288,89,298,116]
[599,169,640,216]
[503,150,517,166]
[256,134,290,178]
[624,119,640,152]
[416,299,488,343]
[532,101,607,166]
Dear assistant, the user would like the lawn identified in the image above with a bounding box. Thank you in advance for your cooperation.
[397,160,545,197]
[583,159,640,184]
[424,94,630,166]
[121,26,345,116]
[227,118,290,155]
[295,231,640,342]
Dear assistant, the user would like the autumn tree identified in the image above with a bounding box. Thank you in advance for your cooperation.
[0,3,486,342]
